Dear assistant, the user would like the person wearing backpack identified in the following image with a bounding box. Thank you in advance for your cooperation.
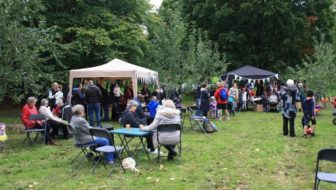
[214,82,229,121]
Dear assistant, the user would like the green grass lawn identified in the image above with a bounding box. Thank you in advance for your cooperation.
[1,106,336,190]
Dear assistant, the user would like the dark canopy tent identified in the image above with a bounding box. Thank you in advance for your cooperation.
[221,65,278,80]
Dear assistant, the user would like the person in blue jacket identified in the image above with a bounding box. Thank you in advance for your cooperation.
[147,96,159,123]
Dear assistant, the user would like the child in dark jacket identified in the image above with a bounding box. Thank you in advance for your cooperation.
[302,90,316,137]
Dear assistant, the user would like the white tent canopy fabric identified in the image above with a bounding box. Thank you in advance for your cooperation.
[68,58,158,103]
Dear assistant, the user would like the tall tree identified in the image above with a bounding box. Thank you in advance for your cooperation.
[290,35,336,95]
[179,0,335,72]
[148,1,228,87]
[41,0,153,69]
[0,0,62,103]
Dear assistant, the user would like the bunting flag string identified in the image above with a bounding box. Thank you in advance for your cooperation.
[221,73,279,83]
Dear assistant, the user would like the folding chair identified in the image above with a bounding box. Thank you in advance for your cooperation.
[61,105,72,123]
[89,128,125,176]
[314,148,336,190]
[157,124,182,164]
[178,107,186,131]
[187,106,206,133]
[69,125,97,170]
[23,114,46,145]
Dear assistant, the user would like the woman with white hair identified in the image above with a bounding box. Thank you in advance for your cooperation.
[120,100,156,154]
[21,97,53,145]
[70,104,115,164]
[39,99,69,139]
[140,99,181,160]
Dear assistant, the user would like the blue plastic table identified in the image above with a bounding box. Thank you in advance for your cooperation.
[110,128,151,160]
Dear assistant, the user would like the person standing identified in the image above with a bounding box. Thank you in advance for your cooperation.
[281,79,298,137]
[47,82,59,110]
[242,88,248,111]
[84,80,102,127]
[152,86,163,104]
[194,85,202,116]
[214,82,229,121]
[256,80,264,97]
[97,83,110,122]
[71,84,84,106]
[302,90,316,137]
[113,83,123,105]
[124,83,134,103]
[200,83,210,118]
[112,83,123,120]
[141,84,151,105]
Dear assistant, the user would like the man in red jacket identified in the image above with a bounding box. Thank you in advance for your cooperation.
[214,82,229,121]
[21,97,53,145]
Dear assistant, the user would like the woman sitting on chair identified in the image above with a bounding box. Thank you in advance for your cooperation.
[70,104,114,164]
[120,100,157,154]
[39,99,69,139]
[21,97,53,145]
[140,99,181,161]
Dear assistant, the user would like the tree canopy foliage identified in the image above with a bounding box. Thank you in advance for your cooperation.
[148,1,228,87]
[178,0,335,72]
[0,0,63,103]
[0,0,153,103]
[0,0,335,103]
[289,35,336,94]
[41,0,153,69]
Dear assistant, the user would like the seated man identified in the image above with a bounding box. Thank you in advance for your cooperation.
[140,99,181,160]
[70,104,114,164]
[39,99,69,139]
[120,100,157,154]
[21,97,53,145]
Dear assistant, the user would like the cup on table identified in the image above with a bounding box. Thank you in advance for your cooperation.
[126,124,131,129]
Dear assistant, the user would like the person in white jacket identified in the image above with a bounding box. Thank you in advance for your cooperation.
[140,99,181,160]
[113,83,123,98]
[39,99,69,139]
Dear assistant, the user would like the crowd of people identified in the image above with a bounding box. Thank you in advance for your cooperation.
[194,78,321,138]
[21,79,182,161]
[194,79,282,120]
[20,76,328,166]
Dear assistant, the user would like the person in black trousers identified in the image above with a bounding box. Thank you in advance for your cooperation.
[97,83,110,122]
[281,79,298,137]
[200,83,210,118]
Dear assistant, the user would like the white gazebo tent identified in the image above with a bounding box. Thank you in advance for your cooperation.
[68,58,158,103]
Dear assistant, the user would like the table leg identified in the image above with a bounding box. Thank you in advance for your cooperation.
[139,137,151,160]
[118,134,131,157]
